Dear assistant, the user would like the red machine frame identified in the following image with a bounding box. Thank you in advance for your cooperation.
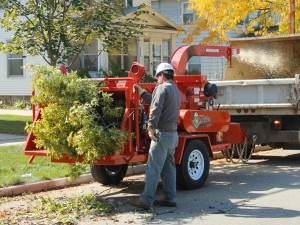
[23,44,244,167]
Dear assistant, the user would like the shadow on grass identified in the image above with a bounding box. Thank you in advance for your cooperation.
[0,114,32,135]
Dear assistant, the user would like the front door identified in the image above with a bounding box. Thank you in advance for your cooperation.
[152,43,162,75]
[143,39,171,76]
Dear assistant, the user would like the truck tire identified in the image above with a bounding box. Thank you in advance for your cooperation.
[176,140,210,190]
[268,142,284,149]
[91,164,128,185]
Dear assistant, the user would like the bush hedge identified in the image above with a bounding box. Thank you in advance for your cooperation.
[26,66,130,165]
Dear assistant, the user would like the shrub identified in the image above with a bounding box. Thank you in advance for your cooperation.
[13,100,31,110]
[26,66,130,165]
[0,100,9,109]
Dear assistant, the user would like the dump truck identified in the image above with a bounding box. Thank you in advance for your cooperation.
[213,35,300,156]
[23,44,245,190]
[214,75,300,154]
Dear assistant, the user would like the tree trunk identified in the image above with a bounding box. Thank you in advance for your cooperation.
[289,0,295,34]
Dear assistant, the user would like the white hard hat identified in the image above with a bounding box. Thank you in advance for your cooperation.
[155,63,174,76]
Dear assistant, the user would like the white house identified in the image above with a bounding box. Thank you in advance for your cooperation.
[0,0,268,104]
[0,3,178,105]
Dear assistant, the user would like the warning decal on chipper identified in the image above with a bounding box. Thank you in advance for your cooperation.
[192,112,212,128]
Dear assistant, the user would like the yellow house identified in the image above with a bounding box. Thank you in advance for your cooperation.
[69,5,178,78]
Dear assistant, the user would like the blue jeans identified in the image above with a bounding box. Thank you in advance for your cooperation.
[139,131,179,206]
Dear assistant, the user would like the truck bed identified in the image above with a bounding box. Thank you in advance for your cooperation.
[212,75,300,115]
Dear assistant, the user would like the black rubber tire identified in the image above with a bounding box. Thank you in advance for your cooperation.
[268,142,284,149]
[91,164,128,185]
[176,140,210,190]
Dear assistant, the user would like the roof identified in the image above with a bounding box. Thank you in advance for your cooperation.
[120,5,178,31]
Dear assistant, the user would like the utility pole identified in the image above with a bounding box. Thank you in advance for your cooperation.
[289,0,295,34]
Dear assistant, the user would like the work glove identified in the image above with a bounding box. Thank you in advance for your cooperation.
[134,84,145,96]
[148,127,158,142]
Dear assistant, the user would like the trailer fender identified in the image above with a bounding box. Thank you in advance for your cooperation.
[174,134,212,165]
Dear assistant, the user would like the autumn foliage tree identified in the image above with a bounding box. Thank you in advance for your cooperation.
[181,0,300,44]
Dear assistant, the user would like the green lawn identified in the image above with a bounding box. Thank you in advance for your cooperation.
[0,144,89,188]
[0,115,32,135]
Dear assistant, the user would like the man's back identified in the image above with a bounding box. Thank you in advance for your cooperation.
[149,80,180,131]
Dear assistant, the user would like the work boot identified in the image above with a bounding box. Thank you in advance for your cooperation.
[153,199,177,207]
[128,199,151,210]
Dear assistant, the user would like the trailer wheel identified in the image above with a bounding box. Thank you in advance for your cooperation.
[91,164,128,185]
[177,140,210,190]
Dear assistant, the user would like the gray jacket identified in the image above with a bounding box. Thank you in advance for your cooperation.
[141,80,181,131]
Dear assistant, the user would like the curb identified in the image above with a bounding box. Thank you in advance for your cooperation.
[0,150,224,197]
[0,164,146,197]
[0,153,225,197]
[0,141,26,146]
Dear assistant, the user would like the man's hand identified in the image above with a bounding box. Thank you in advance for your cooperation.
[148,127,158,142]
[134,84,145,96]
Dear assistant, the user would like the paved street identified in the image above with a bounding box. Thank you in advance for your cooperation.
[1,109,299,224]
[1,148,300,225]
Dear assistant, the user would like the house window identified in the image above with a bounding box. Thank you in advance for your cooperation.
[143,39,172,75]
[144,40,150,72]
[108,40,137,72]
[152,44,161,74]
[162,40,170,62]
[8,53,24,76]
[126,0,133,7]
[69,39,99,76]
[124,55,137,71]
[182,2,194,24]
[186,56,201,75]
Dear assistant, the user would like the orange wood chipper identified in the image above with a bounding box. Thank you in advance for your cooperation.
[23,44,245,190]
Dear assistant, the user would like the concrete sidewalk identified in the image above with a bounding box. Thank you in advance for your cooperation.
[0,109,32,116]
[0,133,27,146]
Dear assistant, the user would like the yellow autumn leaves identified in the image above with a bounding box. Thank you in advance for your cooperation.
[182,0,299,45]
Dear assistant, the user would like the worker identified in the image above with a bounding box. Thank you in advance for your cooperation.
[128,62,181,210]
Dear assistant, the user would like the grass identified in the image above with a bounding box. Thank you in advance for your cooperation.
[0,115,32,135]
[0,144,89,188]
